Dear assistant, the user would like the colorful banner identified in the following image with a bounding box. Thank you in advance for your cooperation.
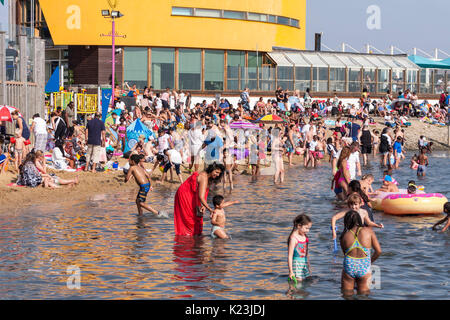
[101,88,112,122]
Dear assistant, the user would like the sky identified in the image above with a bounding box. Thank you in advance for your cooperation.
[306,0,449,58]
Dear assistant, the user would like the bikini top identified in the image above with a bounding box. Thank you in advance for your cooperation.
[345,228,370,259]
[293,237,308,259]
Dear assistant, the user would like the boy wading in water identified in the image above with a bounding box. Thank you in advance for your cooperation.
[417,148,428,177]
[210,195,239,239]
[125,154,166,217]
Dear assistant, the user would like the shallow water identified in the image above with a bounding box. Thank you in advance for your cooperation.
[0,151,449,299]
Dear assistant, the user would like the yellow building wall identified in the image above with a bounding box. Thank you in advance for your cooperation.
[40,0,306,51]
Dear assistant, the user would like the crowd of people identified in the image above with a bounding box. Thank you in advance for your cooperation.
[1,83,449,298]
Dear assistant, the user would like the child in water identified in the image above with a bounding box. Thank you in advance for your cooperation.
[287,214,313,283]
[210,195,239,239]
[331,193,384,240]
[125,154,166,217]
[360,174,374,194]
[410,154,419,170]
[432,202,450,232]
[378,169,399,192]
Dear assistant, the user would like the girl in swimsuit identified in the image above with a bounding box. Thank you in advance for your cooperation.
[118,117,127,152]
[287,214,313,284]
[332,146,352,200]
[340,210,382,297]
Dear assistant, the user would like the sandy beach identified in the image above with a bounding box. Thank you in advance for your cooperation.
[1,117,449,211]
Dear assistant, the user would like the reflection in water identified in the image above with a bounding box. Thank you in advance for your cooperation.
[0,152,448,299]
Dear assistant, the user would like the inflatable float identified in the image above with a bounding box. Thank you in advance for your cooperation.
[370,189,424,211]
[380,193,448,215]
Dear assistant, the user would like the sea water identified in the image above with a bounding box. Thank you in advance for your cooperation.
[0,151,448,299]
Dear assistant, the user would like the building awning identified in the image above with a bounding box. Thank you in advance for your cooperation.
[408,55,450,70]
[268,50,424,71]
[318,53,346,68]
[351,55,376,69]
[283,52,311,67]
[301,52,328,67]
[267,52,293,66]
[364,55,388,68]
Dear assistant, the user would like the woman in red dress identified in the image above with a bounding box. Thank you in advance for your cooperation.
[174,163,225,236]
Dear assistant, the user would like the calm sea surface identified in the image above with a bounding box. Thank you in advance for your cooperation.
[1,151,449,299]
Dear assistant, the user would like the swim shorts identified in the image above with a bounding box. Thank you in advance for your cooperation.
[137,183,150,202]
[164,162,181,175]
[334,187,343,195]
[417,165,426,175]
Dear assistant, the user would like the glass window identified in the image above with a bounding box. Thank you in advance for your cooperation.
[204,50,224,91]
[363,68,376,93]
[124,47,148,88]
[419,69,432,94]
[248,12,267,22]
[313,67,328,92]
[227,51,245,91]
[268,15,276,23]
[295,66,311,91]
[248,52,263,68]
[223,10,245,19]
[277,66,294,91]
[330,68,345,92]
[407,70,418,92]
[172,7,193,16]
[247,52,263,90]
[377,69,390,93]
[435,69,446,94]
[392,69,404,93]
[151,48,174,90]
[348,68,361,92]
[179,49,201,90]
[259,66,275,91]
[290,19,299,28]
[195,8,221,18]
[277,16,290,26]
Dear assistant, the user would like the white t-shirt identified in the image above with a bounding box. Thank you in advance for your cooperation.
[52,147,68,170]
[33,117,47,135]
[189,128,204,146]
[308,140,318,151]
[348,152,360,180]
[167,149,182,164]
[158,134,171,153]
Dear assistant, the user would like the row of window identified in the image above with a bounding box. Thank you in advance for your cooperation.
[171,7,300,28]
[123,48,448,94]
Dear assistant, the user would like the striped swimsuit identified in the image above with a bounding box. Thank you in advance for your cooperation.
[292,237,310,280]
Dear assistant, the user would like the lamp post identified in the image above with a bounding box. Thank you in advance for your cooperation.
[100,10,125,107]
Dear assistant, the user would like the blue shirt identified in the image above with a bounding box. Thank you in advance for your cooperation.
[219,101,230,109]
[393,141,402,154]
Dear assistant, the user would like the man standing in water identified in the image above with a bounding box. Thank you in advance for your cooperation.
[417,148,428,177]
